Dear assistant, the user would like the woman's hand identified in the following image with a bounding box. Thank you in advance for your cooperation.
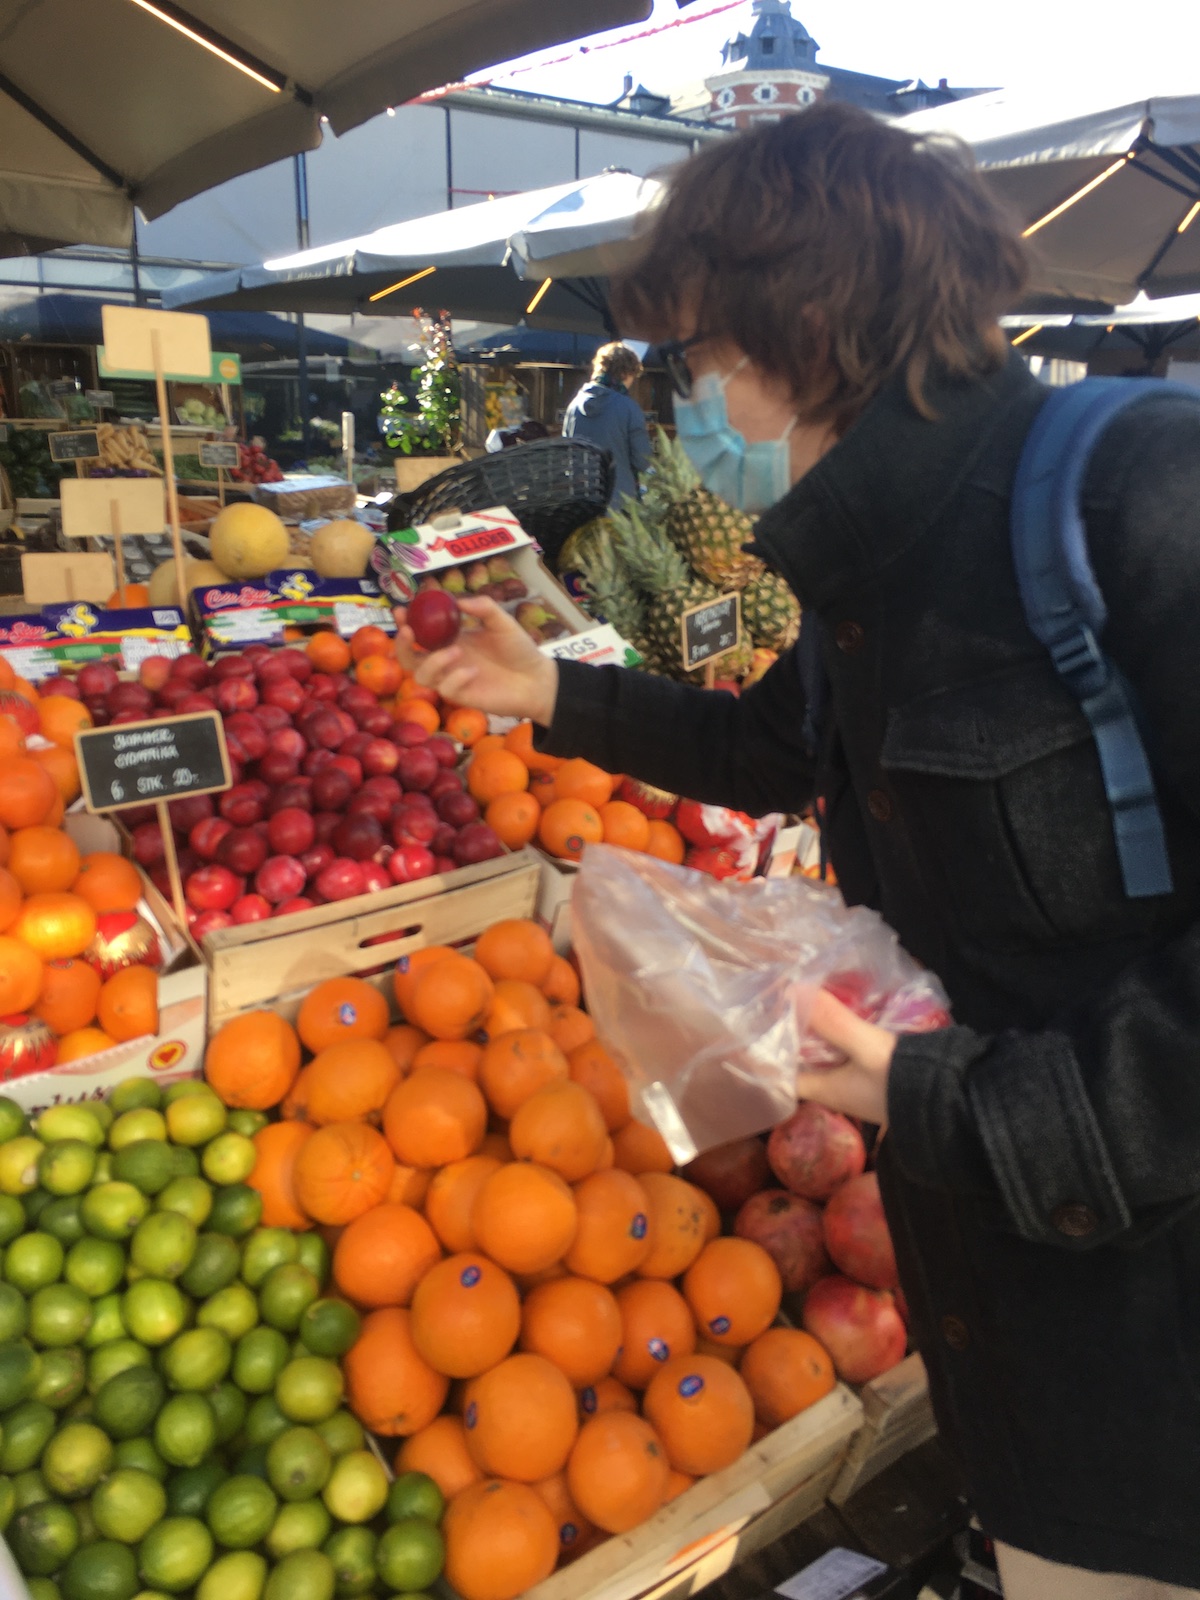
[394,595,560,725]
[794,989,897,1126]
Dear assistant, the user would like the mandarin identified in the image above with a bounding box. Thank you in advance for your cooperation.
[55,1026,116,1062]
[739,1327,836,1429]
[292,1120,395,1225]
[409,1252,521,1378]
[204,1010,301,1110]
[31,746,81,805]
[471,1162,578,1277]
[7,826,81,895]
[566,1413,669,1535]
[567,1038,630,1133]
[502,720,561,777]
[564,1168,652,1284]
[467,749,528,806]
[395,698,440,733]
[484,978,551,1038]
[442,1478,558,1600]
[383,1066,487,1168]
[0,934,42,1012]
[445,707,489,748]
[355,653,403,698]
[71,851,142,914]
[538,798,602,862]
[383,1022,431,1075]
[528,771,557,809]
[248,1120,313,1231]
[552,759,613,808]
[612,1279,696,1390]
[296,976,390,1053]
[643,1354,756,1476]
[683,1236,782,1347]
[599,800,650,852]
[532,1470,595,1559]
[408,953,494,1042]
[519,1276,622,1388]
[305,1038,400,1125]
[473,919,554,987]
[350,624,394,661]
[424,1155,503,1253]
[343,1306,448,1436]
[637,1173,709,1279]
[393,944,454,1018]
[540,954,580,1007]
[645,820,686,864]
[9,892,95,960]
[412,1038,483,1079]
[578,1375,638,1421]
[0,758,58,830]
[395,1415,482,1501]
[0,866,20,932]
[37,695,92,749]
[611,1117,675,1175]
[509,1081,608,1184]
[464,1353,578,1481]
[478,1028,569,1120]
[485,791,540,850]
[306,630,352,674]
[95,964,158,1043]
[548,1004,594,1056]
[332,1201,442,1309]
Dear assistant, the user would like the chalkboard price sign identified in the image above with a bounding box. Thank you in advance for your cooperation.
[680,592,741,673]
[75,711,231,814]
[49,430,101,463]
[198,441,240,469]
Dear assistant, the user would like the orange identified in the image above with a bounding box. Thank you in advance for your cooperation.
[96,965,158,1043]
[552,759,613,809]
[442,1478,559,1600]
[0,934,42,1012]
[538,798,602,862]
[307,630,353,674]
[33,957,101,1035]
[205,1010,301,1110]
[106,583,150,608]
[546,1006,592,1059]
[578,1375,638,1421]
[509,1081,608,1183]
[413,1038,483,1079]
[611,1117,674,1175]
[408,954,494,1042]
[355,653,403,698]
[467,749,528,806]
[468,733,506,760]
[280,1063,311,1121]
[479,1130,512,1162]
[479,1028,569,1120]
[464,1352,578,1481]
[71,852,142,914]
[565,1169,652,1284]
[637,1173,709,1280]
[383,1067,487,1167]
[474,919,554,987]
[445,707,489,748]
[248,1120,313,1231]
[683,1237,782,1347]
[54,1026,116,1062]
[409,1252,521,1378]
[541,955,580,1007]
[387,1162,432,1208]
[0,719,26,760]
[424,1155,503,1253]
[532,1471,595,1560]
[520,1276,622,1388]
[643,1354,755,1476]
[30,745,79,805]
[396,1415,482,1501]
[567,1038,630,1133]
[645,820,686,864]
[332,1202,442,1308]
[398,680,438,708]
[42,791,65,829]
[566,1413,669,1534]
[7,826,81,895]
[696,1186,721,1242]
[739,1328,836,1429]
[344,1306,448,1437]
[0,866,21,932]
[393,945,455,1018]
[503,721,562,777]
[305,1038,401,1125]
[664,1469,695,1503]
[528,771,557,809]
[9,892,95,960]
[485,791,540,849]
[599,800,650,852]
[350,624,394,661]
[395,698,440,733]
[0,758,58,830]
[472,1162,578,1277]
[612,1280,696,1390]
[296,976,390,1053]
[37,695,92,749]
[384,1022,431,1076]
[292,1121,395,1225]
[484,978,551,1038]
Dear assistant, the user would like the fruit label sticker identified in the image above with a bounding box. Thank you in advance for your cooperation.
[75,710,232,813]
[681,593,741,672]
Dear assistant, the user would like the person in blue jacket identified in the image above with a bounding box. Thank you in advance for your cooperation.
[562,342,652,505]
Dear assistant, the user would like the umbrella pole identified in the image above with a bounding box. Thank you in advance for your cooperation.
[151,329,189,612]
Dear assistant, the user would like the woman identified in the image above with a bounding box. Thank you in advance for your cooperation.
[399,103,1200,1598]
[562,341,652,506]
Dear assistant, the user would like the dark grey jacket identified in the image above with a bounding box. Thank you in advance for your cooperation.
[562,380,652,506]
[540,352,1200,1587]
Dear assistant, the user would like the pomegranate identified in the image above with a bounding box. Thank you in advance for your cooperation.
[683,1137,771,1213]
[822,1173,898,1291]
[734,1189,829,1295]
[767,1103,866,1201]
[802,1275,907,1384]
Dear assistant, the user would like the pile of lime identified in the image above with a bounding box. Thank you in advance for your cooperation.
[0,1080,446,1600]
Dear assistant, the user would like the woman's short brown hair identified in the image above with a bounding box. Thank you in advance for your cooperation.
[592,342,643,385]
[614,101,1028,429]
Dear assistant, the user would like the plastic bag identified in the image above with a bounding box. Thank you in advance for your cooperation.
[572,844,950,1163]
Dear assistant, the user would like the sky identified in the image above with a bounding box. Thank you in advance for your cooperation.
[466,0,1200,107]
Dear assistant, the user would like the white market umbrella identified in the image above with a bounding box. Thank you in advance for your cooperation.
[900,88,1200,304]
[1003,291,1200,363]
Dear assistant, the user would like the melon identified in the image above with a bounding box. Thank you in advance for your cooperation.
[309,518,375,578]
[209,502,290,579]
[147,557,228,608]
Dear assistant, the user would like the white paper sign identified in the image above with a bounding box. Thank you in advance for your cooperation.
[207,608,284,646]
[775,1548,889,1600]
[334,602,394,638]
[120,636,189,672]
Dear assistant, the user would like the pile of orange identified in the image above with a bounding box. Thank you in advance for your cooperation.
[203,916,838,1600]
[464,722,686,866]
[305,625,447,732]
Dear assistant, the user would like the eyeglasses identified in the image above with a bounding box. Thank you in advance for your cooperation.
[659,334,709,400]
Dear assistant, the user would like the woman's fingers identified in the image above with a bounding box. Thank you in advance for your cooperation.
[806,988,893,1071]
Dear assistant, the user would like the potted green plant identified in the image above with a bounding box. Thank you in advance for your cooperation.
[381,310,463,492]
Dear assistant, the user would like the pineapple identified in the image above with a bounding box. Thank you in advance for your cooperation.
[741,568,801,653]
[647,428,766,590]
[572,522,655,668]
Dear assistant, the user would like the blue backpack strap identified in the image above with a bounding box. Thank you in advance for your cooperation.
[1011,377,1193,900]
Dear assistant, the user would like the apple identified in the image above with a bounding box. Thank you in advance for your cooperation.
[392,807,438,848]
[177,692,217,714]
[303,748,335,777]
[316,858,367,901]
[386,843,435,884]
[130,821,165,867]
[431,821,457,857]
[258,751,301,786]
[333,813,384,861]
[190,817,233,860]
[267,727,306,762]
[268,807,316,856]
[436,790,480,828]
[108,682,154,717]
[303,710,342,750]
[427,735,458,770]
[225,712,267,761]
[427,770,464,801]
[452,822,505,865]
[215,678,258,715]
[346,791,391,824]
[254,704,292,734]
[256,653,292,681]
[138,656,173,694]
[185,864,243,912]
[362,775,402,806]
[408,589,462,650]
[306,673,338,702]
[39,674,81,699]
[396,745,439,792]
[274,896,314,916]
[361,739,399,776]
[403,791,436,813]
[339,733,374,764]
[393,720,432,749]
[299,843,335,879]
[360,707,393,737]
[169,793,213,835]
[268,779,314,815]
[77,662,119,699]
[329,755,363,788]
[190,909,234,939]
[312,769,353,812]
[339,683,376,716]
[359,862,391,894]
[262,676,305,714]
[217,827,268,877]
[111,709,148,725]
[219,783,266,827]
[170,655,210,686]
[154,681,193,711]
[273,647,313,682]
[313,812,341,845]
[212,653,255,681]
[255,855,307,904]
[231,894,272,925]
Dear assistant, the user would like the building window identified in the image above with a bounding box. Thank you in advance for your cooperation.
[716,86,737,109]
[796,85,815,104]
[760,36,775,54]
[752,82,779,104]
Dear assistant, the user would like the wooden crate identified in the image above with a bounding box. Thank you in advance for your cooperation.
[827,1354,936,1506]
[204,852,540,1027]
[518,1386,862,1600]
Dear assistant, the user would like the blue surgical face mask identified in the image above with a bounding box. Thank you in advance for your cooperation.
[673,362,797,514]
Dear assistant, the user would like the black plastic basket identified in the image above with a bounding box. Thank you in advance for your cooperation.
[389,439,613,567]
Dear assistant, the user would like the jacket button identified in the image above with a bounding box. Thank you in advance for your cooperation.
[1051,1203,1099,1238]
[941,1315,970,1351]
[835,621,864,653]
[867,789,893,823]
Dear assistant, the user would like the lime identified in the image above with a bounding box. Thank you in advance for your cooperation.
[293,1234,329,1284]
[72,1494,100,1545]
[0,1137,45,1196]
[12,1469,50,1510]
[386,1472,445,1526]
[207,1187,262,1239]
[41,1198,86,1249]
[196,1283,258,1342]
[275,1358,342,1425]
[0,1097,26,1142]
[26,1577,62,1600]
[208,1382,247,1447]
[81,1297,127,1354]
[266,1498,331,1560]
[0,1477,13,1534]
[87,1102,112,1134]
[63,1391,95,1421]
[314,1411,364,1458]
[66,1239,125,1300]
[266,1428,331,1503]
[206,1475,277,1550]
[93,1367,165,1440]
[107,1112,166,1153]
[34,1347,86,1411]
[320,1451,388,1525]
[298,1301,359,1360]
[264,1549,335,1600]
[242,1395,292,1450]
[42,1423,113,1498]
[153,1394,215,1469]
[179,1235,240,1301]
[107,1081,162,1118]
[162,1080,211,1106]
[130,1214,195,1282]
[111,1441,166,1483]
[37,1108,105,1150]
[40,1142,98,1198]
[233,1444,268,1481]
[258,1265,319,1335]
[7,1232,65,1292]
[200,1135,256,1187]
[87,1340,149,1396]
[0,1343,41,1409]
[226,1111,268,1139]
[164,1096,225,1149]
[377,1519,444,1594]
[91,1469,166,1545]
[121,1281,186,1347]
[137,1515,212,1593]
[0,1280,29,1340]
[0,1192,27,1245]
[196,1549,266,1600]
[89,1154,113,1187]
[160,1328,230,1393]
[111,1145,174,1200]
[81,1185,148,1243]
[30,1285,93,1348]
[239,1230,298,1291]
[322,1525,377,1597]
[165,1460,227,1519]
[59,1539,138,1600]
[10,1499,81,1576]
[23,1191,54,1231]
[232,1328,289,1396]
[153,1179,211,1230]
